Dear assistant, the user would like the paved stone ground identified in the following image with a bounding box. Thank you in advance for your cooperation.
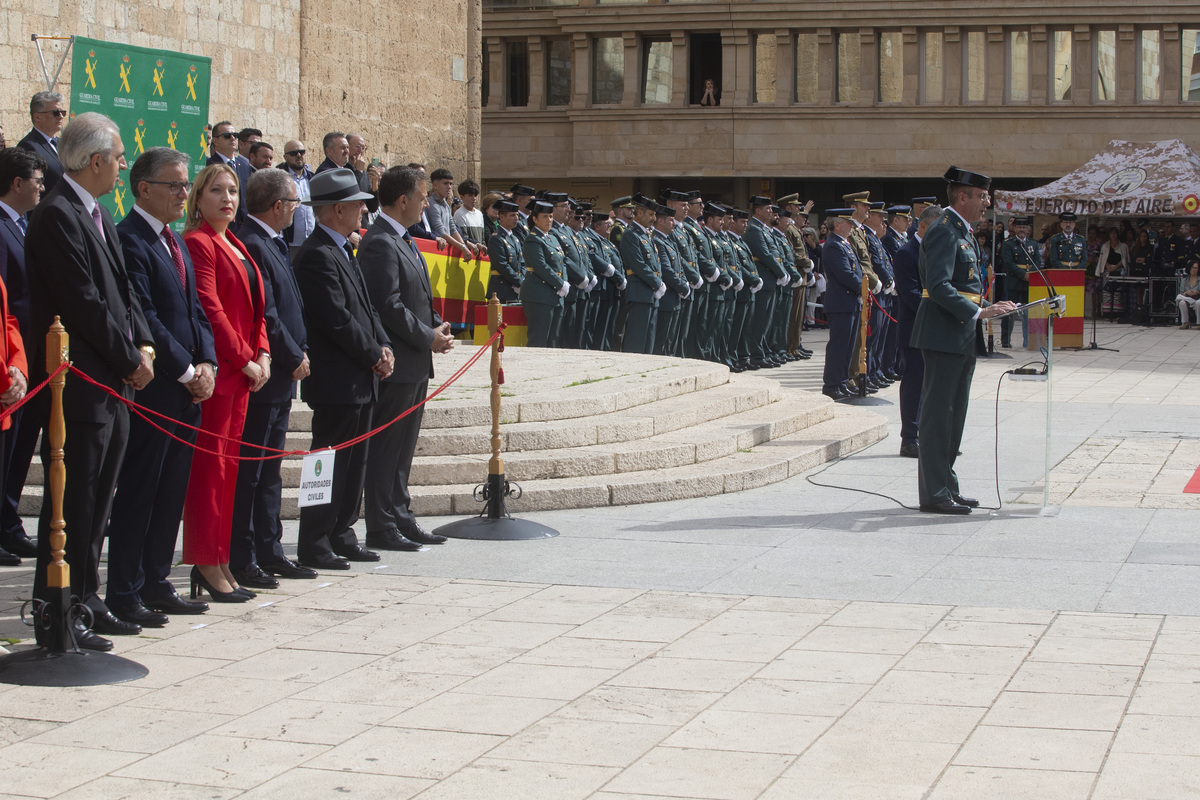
[0,320,1198,799]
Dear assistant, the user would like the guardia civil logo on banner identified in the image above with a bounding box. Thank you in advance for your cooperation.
[70,37,211,228]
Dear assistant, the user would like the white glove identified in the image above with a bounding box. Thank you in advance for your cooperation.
[604,263,616,277]
[750,282,762,294]
[691,278,703,290]
[653,283,667,300]
[777,275,789,286]
[791,279,803,289]
[705,270,719,283]
[588,275,599,291]
[805,273,816,287]
[576,279,588,290]
[887,284,898,296]
[871,279,882,294]
[556,283,570,298]
[734,279,744,292]
[681,287,691,299]
[617,279,627,290]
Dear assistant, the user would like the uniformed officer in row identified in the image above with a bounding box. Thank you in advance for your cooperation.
[661,190,702,357]
[620,194,665,354]
[680,192,720,360]
[579,209,625,352]
[743,196,789,369]
[520,198,569,347]
[609,196,634,245]
[1045,211,1085,270]
[912,167,1016,515]
[881,205,911,381]
[651,202,693,357]
[820,208,864,400]
[999,215,1040,349]
[485,198,524,302]
[863,201,896,391]
[510,184,537,243]
[779,194,816,361]
[842,191,883,395]
[726,208,764,371]
[908,197,938,238]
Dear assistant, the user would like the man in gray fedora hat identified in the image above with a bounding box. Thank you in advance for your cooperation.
[292,168,393,570]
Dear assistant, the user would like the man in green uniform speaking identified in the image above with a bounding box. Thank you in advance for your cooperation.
[911,167,1017,515]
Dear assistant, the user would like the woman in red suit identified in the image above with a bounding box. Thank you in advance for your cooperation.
[182,164,270,602]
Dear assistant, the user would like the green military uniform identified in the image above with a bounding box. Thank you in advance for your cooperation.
[743,211,786,367]
[486,225,524,303]
[683,215,720,359]
[670,214,701,358]
[911,189,990,510]
[520,225,568,347]
[619,218,663,354]
[727,225,760,367]
[1046,230,1086,270]
[770,224,800,361]
[580,224,624,351]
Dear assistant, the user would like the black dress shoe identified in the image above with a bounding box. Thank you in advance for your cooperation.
[333,544,381,562]
[109,601,169,628]
[404,525,448,545]
[899,441,920,458]
[260,559,318,580]
[822,386,850,401]
[919,501,971,515]
[91,609,142,636]
[729,364,744,373]
[365,530,422,552]
[952,494,980,508]
[144,591,209,615]
[0,536,36,558]
[0,546,19,567]
[231,564,280,590]
[745,362,761,370]
[299,553,352,570]
[73,622,113,652]
[796,351,812,360]
[884,369,902,381]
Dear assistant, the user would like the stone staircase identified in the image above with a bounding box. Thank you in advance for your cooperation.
[19,349,888,518]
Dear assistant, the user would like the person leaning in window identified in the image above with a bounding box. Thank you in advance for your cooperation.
[182,163,271,603]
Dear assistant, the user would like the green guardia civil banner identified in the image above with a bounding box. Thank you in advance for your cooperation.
[69,37,211,225]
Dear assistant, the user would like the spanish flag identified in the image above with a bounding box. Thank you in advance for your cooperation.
[417,238,488,324]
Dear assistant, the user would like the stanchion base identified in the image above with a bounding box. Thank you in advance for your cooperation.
[434,516,559,541]
[0,647,149,687]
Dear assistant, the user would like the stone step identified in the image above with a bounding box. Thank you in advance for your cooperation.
[407,387,834,485]
[15,401,887,521]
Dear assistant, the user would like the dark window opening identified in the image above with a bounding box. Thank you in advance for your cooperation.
[690,33,722,105]
[507,41,529,108]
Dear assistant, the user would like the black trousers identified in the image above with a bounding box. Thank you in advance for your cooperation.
[917,349,976,506]
[823,311,856,392]
[0,405,40,544]
[898,345,924,444]
[34,406,129,640]
[106,397,198,606]
[298,403,372,561]
[230,400,291,571]
[364,381,427,536]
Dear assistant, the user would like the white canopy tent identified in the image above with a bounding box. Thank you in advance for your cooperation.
[993,139,1200,219]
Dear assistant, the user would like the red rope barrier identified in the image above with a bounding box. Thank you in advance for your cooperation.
[62,329,501,463]
[0,362,69,426]
[867,291,899,324]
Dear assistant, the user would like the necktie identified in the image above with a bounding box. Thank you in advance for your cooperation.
[343,241,356,264]
[404,234,421,260]
[274,236,289,259]
[49,137,59,152]
[163,228,187,288]
[91,204,106,243]
[15,217,27,236]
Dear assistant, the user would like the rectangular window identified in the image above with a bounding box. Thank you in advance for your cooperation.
[878,31,903,103]
[1183,29,1200,100]
[1052,30,1072,101]
[1096,30,1117,101]
[1141,30,1161,101]
[924,31,944,103]
[754,34,777,103]
[642,37,672,104]
[546,39,571,106]
[965,31,986,102]
[1009,31,1029,102]
[837,32,861,103]
[593,37,624,104]
[506,41,529,107]
[795,33,818,103]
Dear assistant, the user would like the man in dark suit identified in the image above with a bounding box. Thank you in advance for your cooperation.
[293,168,393,570]
[0,147,45,563]
[231,169,315,584]
[206,120,253,228]
[820,210,864,401]
[893,204,938,458]
[25,112,155,651]
[106,148,216,625]
[911,168,1015,515]
[17,92,66,194]
[359,167,454,550]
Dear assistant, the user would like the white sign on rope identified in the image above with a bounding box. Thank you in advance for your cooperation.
[298,449,335,507]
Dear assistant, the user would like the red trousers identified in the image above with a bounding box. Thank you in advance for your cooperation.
[182,377,249,565]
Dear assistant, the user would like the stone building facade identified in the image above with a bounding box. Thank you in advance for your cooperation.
[482,0,1200,206]
[1,0,481,179]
